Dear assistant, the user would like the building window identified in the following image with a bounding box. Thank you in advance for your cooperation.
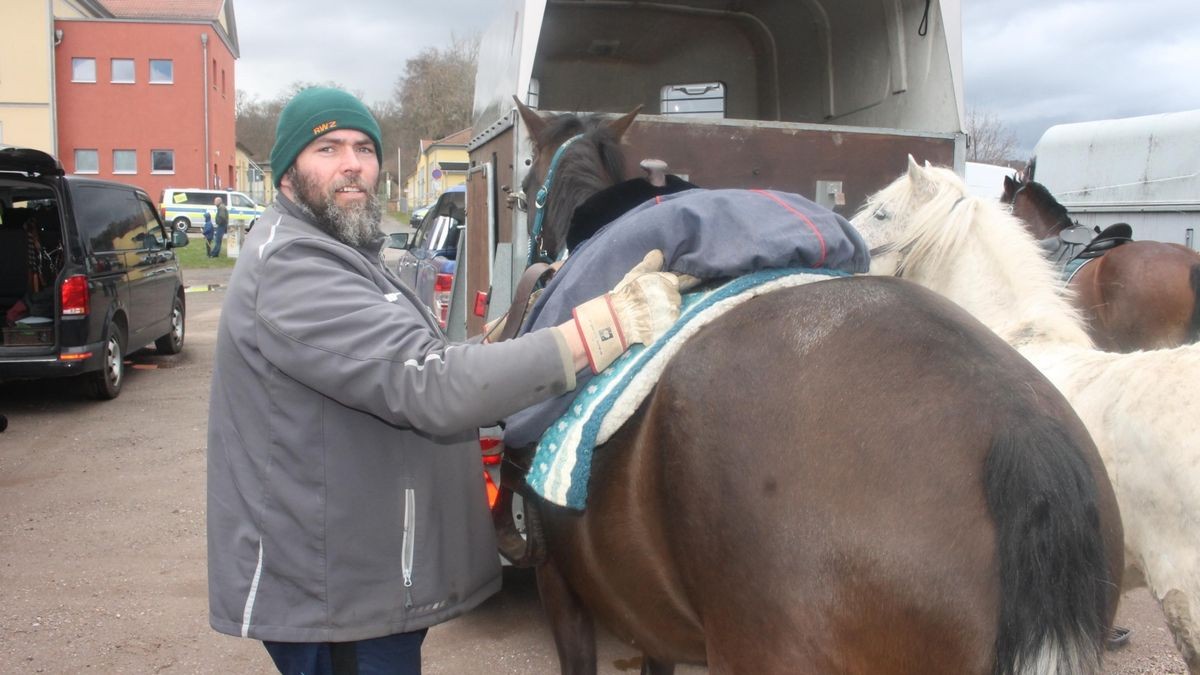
[110,58,135,83]
[75,149,99,174]
[221,68,226,96]
[113,149,137,174]
[71,58,96,83]
[151,149,175,174]
[149,59,173,84]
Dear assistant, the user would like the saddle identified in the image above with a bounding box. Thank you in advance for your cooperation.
[1076,222,1133,259]
[1041,222,1134,271]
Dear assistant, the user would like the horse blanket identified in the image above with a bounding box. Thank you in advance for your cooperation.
[503,187,870,448]
[528,268,844,508]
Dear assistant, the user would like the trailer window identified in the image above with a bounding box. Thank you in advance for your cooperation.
[660,82,726,119]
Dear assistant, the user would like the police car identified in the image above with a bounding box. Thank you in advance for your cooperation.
[160,188,264,233]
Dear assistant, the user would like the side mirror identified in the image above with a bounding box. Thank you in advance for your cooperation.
[387,232,410,249]
[171,230,190,248]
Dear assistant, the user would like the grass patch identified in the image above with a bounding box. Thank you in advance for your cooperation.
[175,236,237,270]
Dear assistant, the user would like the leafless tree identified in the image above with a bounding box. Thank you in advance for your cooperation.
[391,35,480,180]
[965,107,1018,163]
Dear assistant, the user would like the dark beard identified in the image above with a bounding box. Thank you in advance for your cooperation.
[288,167,383,248]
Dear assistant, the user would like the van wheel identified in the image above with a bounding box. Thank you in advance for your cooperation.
[155,296,186,354]
[172,217,191,233]
[87,325,124,400]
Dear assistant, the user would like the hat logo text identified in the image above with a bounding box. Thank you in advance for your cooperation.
[312,120,338,135]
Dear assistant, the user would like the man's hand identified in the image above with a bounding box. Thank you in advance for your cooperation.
[572,250,684,373]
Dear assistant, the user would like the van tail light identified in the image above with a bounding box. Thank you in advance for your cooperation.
[433,272,454,329]
[434,273,454,293]
[60,275,90,316]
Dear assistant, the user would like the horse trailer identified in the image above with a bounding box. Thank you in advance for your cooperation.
[1030,109,1200,250]
[448,0,968,339]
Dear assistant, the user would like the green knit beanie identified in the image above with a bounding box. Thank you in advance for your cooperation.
[270,87,383,188]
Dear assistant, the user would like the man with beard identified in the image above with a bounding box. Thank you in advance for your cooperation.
[206,87,686,675]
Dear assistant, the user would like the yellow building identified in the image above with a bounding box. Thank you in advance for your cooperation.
[0,0,77,152]
[235,142,273,205]
[404,128,470,211]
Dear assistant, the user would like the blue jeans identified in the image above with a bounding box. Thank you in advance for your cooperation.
[210,225,226,257]
[263,629,427,675]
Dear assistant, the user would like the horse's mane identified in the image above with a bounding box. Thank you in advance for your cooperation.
[869,164,1094,348]
[525,112,627,257]
[1019,179,1072,232]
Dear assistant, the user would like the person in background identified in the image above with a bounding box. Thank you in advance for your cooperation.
[202,210,215,256]
[209,196,229,257]
[205,86,685,675]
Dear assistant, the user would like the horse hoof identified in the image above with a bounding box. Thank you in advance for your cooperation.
[1105,625,1132,650]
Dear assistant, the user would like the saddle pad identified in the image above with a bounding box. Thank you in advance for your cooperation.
[526,268,844,509]
[1063,256,1094,284]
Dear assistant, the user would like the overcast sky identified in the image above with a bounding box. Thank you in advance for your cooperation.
[234,0,1200,158]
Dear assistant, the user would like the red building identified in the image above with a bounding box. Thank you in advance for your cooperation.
[54,0,239,201]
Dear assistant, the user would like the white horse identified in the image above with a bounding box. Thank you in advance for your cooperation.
[852,157,1200,674]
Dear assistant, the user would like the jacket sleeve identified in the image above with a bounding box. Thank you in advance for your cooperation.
[254,238,576,436]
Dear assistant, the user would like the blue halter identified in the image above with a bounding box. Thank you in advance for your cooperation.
[528,133,585,265]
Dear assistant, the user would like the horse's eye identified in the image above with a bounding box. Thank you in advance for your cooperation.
[874,209,890,221]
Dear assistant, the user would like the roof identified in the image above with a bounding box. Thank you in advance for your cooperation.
[97,0,225,19]
[420,128,472,154]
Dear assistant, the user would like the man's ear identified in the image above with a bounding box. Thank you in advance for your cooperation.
[279,170,294,198]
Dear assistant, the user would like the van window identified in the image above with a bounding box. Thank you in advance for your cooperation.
[173,191,217,206]
[232,194,255,208]
[136,199,167,250]
[660,82,726,118]
[75,186,143,252]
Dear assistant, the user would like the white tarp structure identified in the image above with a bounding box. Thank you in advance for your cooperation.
[965,161,1017,200]
[1032,109,1200,249]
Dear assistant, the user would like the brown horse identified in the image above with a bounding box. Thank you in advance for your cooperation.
[1002,175,1200,352]
[511,101,1123,674]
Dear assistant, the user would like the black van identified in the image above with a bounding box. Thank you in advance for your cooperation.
[0,147,189,399]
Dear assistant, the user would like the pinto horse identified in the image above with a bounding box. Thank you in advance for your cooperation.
[1001,175,1200,352]
[855,158,1200,673]
[510,102,1122,674]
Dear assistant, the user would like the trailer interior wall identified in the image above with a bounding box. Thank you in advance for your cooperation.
[529,0,962,134]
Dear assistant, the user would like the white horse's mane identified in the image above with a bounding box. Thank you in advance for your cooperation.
[861,162,1095,349]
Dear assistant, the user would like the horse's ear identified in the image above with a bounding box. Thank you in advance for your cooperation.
[1003,174,1018,196]
[907,155,934,193]
[606,105,644,141]
[513,95,547,145]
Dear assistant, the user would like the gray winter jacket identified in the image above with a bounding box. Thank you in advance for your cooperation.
[207,196,575,642]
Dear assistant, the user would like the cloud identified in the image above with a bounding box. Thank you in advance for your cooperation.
[963,0,1200,154]
[233,0,1200,158]
[235,0,499,102]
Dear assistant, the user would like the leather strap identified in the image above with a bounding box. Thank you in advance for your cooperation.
[496,262,556,342]
[490,263,558,567]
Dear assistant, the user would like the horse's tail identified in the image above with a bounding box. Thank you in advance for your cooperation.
[1186,264,1200,343]
[985,416,1114,675]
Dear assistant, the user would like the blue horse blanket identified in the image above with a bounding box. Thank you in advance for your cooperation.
[503,187,870,449]
[527,268,845,509]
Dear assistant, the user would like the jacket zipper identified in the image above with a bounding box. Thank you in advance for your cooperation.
[402,488,415,609]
